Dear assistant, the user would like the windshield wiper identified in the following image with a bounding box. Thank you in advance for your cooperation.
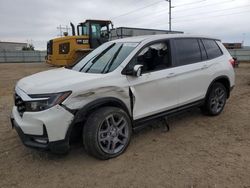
[102,44,123,73]
[85,43,116,73]
[80,43,115,72]
[79,53,99,72]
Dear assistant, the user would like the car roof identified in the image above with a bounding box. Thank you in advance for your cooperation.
[112,34,220,43]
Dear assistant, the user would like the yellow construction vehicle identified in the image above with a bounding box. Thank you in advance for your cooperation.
[46,19,112,66]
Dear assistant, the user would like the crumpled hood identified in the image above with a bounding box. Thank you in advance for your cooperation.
[16,67,105,94]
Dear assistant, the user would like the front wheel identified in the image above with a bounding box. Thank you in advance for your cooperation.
[83,107,132,160]
[202,82,227,116]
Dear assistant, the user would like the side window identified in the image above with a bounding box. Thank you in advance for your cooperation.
[202,39,223,59]
[82,25,88,35]
[91,24,101,38]
[174,38,201,66]
[129,41,171,74]
[198,39,208,60]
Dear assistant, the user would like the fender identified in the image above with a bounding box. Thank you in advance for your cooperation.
[65,97,131,143]
[205,75,231,99]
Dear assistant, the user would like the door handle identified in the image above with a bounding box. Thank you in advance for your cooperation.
[166,72,176,78]
[201,64,208,69]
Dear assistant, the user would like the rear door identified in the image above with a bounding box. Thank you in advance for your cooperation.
[202,39,224,77]
[172,38,209,106]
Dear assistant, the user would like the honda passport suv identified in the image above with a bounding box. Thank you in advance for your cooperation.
[11,34,235,159]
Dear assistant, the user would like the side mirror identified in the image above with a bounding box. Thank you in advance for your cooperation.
[133,65,143,77]
[124,64,143,77]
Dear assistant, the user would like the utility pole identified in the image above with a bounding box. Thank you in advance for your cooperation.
[166,0,172,31]
[57,25,70,36]
[169,0,171,31]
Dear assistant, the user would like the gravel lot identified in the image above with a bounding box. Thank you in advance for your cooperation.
[0,63,250,188]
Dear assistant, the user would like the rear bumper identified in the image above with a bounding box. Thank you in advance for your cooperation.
[10,117,70,153]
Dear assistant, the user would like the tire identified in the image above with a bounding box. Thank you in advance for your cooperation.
[202,82,227,116]
[83,107,132,160]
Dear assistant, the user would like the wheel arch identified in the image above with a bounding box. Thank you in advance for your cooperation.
[206,75,231,99]
[66,97,131,143]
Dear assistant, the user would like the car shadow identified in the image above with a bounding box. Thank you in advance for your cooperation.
[28,107,203,162]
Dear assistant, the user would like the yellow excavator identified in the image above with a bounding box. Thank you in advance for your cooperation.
[46,19,112,66]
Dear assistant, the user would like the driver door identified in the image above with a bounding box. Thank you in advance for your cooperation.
[126,40,180,120]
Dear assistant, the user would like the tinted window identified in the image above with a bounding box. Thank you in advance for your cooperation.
[198,39,208,60]
[174,39,201,66]
[202,39,222,59]
[128,41,171,74]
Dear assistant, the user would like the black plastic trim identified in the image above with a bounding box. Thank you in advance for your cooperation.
[10,118,69,153]
[133,99,204,131]
[205,76,231,99]
[65,97,131,143]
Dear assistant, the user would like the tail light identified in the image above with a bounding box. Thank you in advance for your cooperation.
[229,58,235,67]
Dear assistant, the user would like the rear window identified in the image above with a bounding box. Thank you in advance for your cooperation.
[202,39,223,59]
[174,38,201,66]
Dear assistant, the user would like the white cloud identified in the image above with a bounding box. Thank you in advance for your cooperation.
[0,0,249,50]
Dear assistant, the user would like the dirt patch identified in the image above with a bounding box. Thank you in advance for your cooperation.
[0,63,250,187]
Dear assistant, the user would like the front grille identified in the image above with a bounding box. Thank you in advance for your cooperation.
[14,93,26,116]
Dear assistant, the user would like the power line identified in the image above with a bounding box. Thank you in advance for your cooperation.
[114,4,248,30]
[173,4,250,19]
[122,3,249,26]
[133,9,249,28]
[172,10,250,24]
[112,0,243,25]
[173,0,242,12]
[111,0,165,20]
[110,0,247,31]
[173,0,206,7]
[112,0,209,21]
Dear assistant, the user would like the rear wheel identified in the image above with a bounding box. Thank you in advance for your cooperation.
[83,107,132,160]
[203,82,227,116]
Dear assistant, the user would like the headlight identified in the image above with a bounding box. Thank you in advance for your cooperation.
[25,91,71,112]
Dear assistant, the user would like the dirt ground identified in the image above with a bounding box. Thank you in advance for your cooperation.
[0,63,250,188]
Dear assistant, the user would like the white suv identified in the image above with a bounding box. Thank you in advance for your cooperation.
[11,34,235,159]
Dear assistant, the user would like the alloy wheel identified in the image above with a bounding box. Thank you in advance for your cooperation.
[98,113,129,154]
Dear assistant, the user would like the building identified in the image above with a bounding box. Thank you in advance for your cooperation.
[0,41,27,51]
[223,43,242,49]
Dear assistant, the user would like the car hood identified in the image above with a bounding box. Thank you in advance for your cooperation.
[16,67,106,94]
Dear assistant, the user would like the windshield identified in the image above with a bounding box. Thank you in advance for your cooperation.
[72,42,138,74]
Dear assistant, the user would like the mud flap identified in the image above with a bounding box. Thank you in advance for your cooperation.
[161,117,170,132]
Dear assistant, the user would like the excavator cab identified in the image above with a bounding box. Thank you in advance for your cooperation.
[46,19,112,66]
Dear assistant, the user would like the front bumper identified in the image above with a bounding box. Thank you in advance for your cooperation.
[11,117,70,153]
[11,105,74,153]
